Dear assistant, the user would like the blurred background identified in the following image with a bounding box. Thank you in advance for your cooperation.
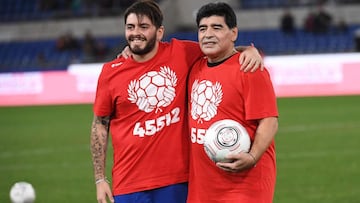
[0,0,360,73]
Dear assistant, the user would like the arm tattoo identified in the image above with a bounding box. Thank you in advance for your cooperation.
[90,115,110,181]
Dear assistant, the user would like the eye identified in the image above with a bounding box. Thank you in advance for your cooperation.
[126,25,134,30]
[198,27,206,32]
[140,25,150,30]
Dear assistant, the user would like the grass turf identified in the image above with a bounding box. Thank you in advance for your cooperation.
[0,95,359,202]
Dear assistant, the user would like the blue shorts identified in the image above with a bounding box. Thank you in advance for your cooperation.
[114,182,188,203]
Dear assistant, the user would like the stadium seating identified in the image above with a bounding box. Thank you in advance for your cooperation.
[0,0,359,73]
[240,0,360,9]
[1,26,357,73]
[168,26,357,54]
[0,0,39,22]
[0,36,126,73]
[0,0,163,22]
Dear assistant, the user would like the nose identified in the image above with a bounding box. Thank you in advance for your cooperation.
[203,28,214,38]
[131,26,141,34]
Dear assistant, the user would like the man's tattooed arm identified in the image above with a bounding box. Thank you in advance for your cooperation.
[90,115,110,182]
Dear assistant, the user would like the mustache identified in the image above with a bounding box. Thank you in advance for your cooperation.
[128,35,146,41]
[201,38,217,43]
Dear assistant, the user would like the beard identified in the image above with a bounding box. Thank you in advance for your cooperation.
[128,34,157,55]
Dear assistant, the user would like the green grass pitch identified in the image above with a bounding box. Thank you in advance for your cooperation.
[0,95,359,203]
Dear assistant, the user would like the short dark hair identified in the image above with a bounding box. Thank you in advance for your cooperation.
[196,2,237,29]
[124,0,163,28]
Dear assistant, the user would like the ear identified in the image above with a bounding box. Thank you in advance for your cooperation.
[157,25,165,41]
[231,27,238,42]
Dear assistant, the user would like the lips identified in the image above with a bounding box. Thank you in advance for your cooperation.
[131,39,145,44]
[129,37,146,46]
[202,41,216,45]
[129,36,146,42]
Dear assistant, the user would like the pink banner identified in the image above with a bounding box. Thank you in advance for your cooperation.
[0,65,101,106]
[265,53,360,97]
[0,53,359,107]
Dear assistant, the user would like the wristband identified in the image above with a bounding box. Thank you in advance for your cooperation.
[95,177,109,184]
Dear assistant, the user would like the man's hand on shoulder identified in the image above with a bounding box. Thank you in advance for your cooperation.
[238,44,264,72]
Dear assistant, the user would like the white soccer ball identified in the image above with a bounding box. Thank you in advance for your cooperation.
[9,181,36,203]
[204,119,251,163]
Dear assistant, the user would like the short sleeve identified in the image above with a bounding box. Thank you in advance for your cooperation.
[93,65,113,116]
[243,69,278,120]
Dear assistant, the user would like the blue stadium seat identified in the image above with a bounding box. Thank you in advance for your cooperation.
[0,26,359,73]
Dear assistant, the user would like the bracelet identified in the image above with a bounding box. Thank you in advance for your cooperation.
[95,177,110,184]
[248,153,257,166]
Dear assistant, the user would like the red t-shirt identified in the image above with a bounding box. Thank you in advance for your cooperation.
[187,53,279,203]
[94,39,202,195]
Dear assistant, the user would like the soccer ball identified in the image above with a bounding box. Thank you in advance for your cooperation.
[9,181,36,203]
[204,119,251,163]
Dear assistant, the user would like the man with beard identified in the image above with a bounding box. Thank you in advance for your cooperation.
[90,1,263,203]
